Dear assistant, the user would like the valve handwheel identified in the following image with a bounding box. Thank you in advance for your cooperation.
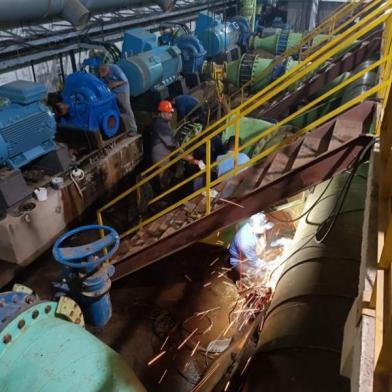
[52,225,120,269]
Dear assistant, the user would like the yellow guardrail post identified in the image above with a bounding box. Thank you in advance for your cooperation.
[234,110,241,174]
[95,0,392,249]
[206,139,212,215]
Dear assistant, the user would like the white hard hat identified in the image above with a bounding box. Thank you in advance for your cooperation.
[249,213,274,234]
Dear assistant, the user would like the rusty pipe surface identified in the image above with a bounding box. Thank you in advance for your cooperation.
[242,163,369,391]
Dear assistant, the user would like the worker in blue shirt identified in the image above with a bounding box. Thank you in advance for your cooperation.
[98,64,137,135]
[216,136,250,177]
[174,94,204,123]
[229,213,274,281]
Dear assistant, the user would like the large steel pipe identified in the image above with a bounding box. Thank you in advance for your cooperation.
[243,164,369,391]
[0,0,177,28]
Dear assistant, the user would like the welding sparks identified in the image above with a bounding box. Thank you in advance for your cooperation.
[219,198,245,208]
[210,257,220,266]
[240,356,253,376]
[177,328,198,350]
[191,362,221,392]
[203,282,212,288]
[223,320,235,336]
[148,350,166,366]
[158,369,168,384]
[185,274,193,282]
[160,336,169,351]
[195,307,220,317]
[191,341,200,356]
[224,380,231,391]
[202,323,213,335]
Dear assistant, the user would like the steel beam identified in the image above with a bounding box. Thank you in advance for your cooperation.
[112,134,374,281]
[0,0,237,73]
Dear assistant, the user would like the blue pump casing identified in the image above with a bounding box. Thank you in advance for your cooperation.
[60,71,120,138]
[230,16,251,49]
[0,80,56,169]
[174,35,206,74]
[122,27,158,56]
[195,11,240,58]
[118,45,182,97]
[52,225,120,327]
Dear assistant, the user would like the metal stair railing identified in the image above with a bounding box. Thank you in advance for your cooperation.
[146,0,380,179]
[97,1,392,243]
[175,0,372,133]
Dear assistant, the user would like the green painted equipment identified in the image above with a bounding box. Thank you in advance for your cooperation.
[241,0,257,31]
[341,60,378,103]
[249,32,329,55]
[0,286,146,392]
[223,116,273,155]
[225,53,298,93]
[222,116,296,157]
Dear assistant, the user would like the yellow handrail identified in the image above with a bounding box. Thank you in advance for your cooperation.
[172,0,368,141]
[143,0,382,178]
[97,1,392,245]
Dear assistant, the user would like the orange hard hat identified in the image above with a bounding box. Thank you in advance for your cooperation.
[158,100,175,113]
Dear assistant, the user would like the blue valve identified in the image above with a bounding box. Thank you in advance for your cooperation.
[52,225,120,327]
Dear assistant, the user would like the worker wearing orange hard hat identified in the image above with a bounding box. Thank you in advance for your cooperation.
[151,100,203,190]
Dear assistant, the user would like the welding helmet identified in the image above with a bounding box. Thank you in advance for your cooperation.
[158,100,175,113]
[249,213,274,234]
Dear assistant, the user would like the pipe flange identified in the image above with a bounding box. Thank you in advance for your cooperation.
[0,301,56,356]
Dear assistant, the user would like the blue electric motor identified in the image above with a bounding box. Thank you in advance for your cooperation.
[122,27,158,56]
[60,71,120,139]
[195,11,240,58]
[174,35,206,74]
[52,225,120,327]
[118,45,183,97]
[0,80,56,169]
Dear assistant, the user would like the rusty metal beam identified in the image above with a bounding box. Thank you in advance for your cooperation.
[113,134,374,281]
[258,37,381,121]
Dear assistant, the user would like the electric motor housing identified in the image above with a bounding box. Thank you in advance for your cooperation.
[118,45,183,97]
[195,11,240,59]
[0,80,56,169]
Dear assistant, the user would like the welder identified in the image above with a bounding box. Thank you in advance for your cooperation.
[229,213,274,283]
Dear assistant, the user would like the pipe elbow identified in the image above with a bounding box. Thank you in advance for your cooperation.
[61,0,90,28]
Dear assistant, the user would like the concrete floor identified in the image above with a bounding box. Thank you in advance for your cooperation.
[9,242,242,391]
[7,208,296,391]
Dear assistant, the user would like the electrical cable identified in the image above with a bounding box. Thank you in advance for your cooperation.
[315,137,375,243]
[269,137,375,276]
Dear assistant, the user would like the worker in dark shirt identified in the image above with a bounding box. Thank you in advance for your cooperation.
[174,94,204,124]
[151,100,202,190]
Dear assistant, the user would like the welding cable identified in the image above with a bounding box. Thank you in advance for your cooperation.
[267,176,334,223]
[315,137,376,243]
[268,137,376,275]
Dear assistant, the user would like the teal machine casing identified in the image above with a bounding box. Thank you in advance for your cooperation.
[0,289,146,392]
